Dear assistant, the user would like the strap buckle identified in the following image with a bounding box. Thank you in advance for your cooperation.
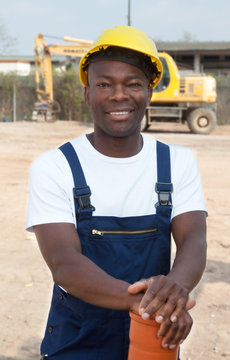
[155,182,173,207]
[73,186,95,214]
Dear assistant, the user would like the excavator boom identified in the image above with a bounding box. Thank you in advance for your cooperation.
[33,34,92,121]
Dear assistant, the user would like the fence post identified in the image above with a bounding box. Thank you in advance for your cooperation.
[13,83,16,122]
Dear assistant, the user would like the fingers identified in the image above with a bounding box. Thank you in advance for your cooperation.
[138,276,167,317]
[138,275,190,324]
[158,311,193,349]
[147,290,186,322]
[128,275,194,349]
[167,293,188,323]
[129,275,194,327]
[139,276,188,321]
[167,296,195,324]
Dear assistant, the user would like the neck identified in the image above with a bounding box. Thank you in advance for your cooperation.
[87,132,143,158]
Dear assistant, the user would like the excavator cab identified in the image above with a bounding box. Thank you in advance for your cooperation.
[153,57,170,93]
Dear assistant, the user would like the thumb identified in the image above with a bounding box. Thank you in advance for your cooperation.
[128,280,148,294]
[186,297,196,311]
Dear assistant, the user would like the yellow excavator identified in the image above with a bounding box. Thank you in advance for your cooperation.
[32,34,92,121]
[144,52,217,134]
[33,34,217,134]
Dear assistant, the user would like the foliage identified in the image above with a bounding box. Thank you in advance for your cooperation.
[214,75,230,87]
[214,76,230,125]
[0,71,91,122]
[53,69,90,121]
[1,70,228,124]
[0,74,36,121]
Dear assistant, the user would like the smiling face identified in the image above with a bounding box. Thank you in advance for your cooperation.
[84,60,152,140]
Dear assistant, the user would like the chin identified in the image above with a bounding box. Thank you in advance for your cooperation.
[104,119,141,136]
[106,124,140,138]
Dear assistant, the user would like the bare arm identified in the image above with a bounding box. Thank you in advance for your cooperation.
[129,211,206,312]
[169,210,207,289]
[34,222,142,311]
[128,211,207,348]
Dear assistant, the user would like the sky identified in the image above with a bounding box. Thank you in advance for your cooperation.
[1,0,230,55]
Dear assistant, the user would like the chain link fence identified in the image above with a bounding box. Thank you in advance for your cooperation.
[0,73,229,124]
[0,72,90,123]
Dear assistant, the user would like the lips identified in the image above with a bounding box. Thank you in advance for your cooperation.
[106,108,134,116]
[109,111,130,115]
[105,109,134,122]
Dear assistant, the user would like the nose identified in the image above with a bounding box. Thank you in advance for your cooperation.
[109,84,129,101]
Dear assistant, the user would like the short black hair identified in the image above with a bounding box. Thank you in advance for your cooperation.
[82,46,160,86]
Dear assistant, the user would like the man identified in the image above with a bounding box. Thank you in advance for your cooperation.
[26,26,207,360]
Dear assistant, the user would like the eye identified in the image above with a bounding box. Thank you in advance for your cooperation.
[128,82,143,88]
[96,82,110,88]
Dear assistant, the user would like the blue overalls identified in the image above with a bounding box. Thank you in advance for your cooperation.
[40,140,173,360]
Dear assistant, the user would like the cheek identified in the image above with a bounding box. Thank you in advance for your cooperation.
[138,92,150,110]
[84,86,90,106]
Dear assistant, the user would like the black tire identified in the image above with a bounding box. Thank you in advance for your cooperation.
[187,108,217,135]
[37,112,46,122]
[46,111,56,122]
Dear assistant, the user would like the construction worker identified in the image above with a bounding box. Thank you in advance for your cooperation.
[26,26,207,360]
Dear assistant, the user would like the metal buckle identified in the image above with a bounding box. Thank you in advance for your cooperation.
[155,182,173,207]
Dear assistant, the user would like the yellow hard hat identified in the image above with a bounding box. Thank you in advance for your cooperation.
[79,26,163,88]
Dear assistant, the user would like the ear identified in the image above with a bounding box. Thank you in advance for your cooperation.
[147,87,153,106]
[84,85,90,106]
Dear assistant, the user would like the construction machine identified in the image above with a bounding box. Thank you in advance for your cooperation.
[33,34,92,121]
[144,52,217,134]
[33,34,217,134]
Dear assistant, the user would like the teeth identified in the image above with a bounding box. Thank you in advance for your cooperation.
[110,111,129,115]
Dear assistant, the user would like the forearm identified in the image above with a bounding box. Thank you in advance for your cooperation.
[169,211,207,292]
[34,223,142,311]
[168,236,207,292]
[52,250,142,310]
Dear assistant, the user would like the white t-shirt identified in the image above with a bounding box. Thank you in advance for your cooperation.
[26,134,206,232]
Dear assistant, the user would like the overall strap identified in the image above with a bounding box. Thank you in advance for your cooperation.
[59,142,95,221]
[155,141,173,210]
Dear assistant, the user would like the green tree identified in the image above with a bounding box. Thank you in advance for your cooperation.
[53,69,90,122]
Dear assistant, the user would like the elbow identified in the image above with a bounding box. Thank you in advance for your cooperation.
[48,255,72,289]
[51,266,63,286]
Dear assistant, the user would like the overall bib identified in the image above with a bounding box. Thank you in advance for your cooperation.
[40,140,173,360]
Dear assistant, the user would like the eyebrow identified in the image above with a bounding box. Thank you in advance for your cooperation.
[94,74,145,81]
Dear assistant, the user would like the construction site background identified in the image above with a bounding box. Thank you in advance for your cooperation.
[0,72,229,125]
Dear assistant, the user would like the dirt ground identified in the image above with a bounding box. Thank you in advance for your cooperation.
[0,120,229,360]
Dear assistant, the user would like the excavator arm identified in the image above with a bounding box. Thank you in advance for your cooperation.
[35,34,54,103]
[33,34,92,121]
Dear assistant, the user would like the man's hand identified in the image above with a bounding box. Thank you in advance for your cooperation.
[128,275,195,348]
[128,275,191,322]
[156,307,193,349]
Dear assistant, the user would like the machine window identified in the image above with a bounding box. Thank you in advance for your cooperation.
[153,57,170,93]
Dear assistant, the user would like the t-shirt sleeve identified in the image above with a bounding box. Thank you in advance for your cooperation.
[26,150,76,232]
[170,146,207,219]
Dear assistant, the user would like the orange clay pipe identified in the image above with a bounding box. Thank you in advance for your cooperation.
[128,311,179,360]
